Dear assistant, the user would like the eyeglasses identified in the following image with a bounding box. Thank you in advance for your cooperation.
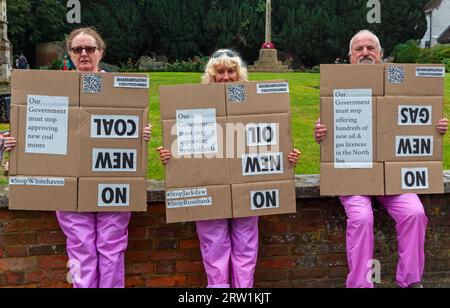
[212,50,238,59]
[71,46,99,55]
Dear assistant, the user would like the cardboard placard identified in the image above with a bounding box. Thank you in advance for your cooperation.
[320,64,445,196]
[9,177,78,211]
[384,162,443,195]
[78,178,147,212]
[377,96,443,162]
[320,64,384,97]
[225,81,291,116]
[161,82,296,222]
[232,180,296,218]
[80,72,149,108]
[9,70,149,212]
[11,70,80,106]
[385,64,445,96]
[165,185,232,224]
[10,105,79,177]
[228,113,294,184]
[320,96,377,165]
[320,163,385,196]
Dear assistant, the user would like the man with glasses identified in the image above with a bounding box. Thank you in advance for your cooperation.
[314,30,448,288]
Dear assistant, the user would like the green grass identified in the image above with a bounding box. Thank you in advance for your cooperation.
[2,72,450,182]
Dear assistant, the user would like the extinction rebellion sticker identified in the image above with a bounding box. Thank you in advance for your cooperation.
[416,67,445,78]
[114,76,150,88]
[256,82,290,94]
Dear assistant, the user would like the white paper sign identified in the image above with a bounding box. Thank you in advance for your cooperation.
[167,197,213,209]
[25,95,69,155]
[401,168,429,190]
[333,89,373,169]
[92,149,137,172]
[176,109,218,155]
[416,67,445,78]
[398,106,432,126]
[246,123,278,146]
[98,184,130,207]
[251,190,280,210]
[91,115,140,139]
[256,82,290,94]
[166,188,208,200]
[396,136,433,157]
[242,152,284,176]
[114,76,149,88]
[9,177,65,186]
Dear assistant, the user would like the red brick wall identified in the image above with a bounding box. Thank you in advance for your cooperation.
[1,194,450,288]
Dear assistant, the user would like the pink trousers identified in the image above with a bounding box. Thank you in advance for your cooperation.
[56,211,131,288]
[196,217,259,288]
[339,194,428,288]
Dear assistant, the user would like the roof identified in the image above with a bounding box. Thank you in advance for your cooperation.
[425,0,443,12]
[438,25,450,43]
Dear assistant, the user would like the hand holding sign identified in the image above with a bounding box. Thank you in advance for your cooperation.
[437,118,448,135]
[143,124,152,142]
[3,132,17,152]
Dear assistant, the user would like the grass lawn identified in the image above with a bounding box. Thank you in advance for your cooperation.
[1,72,449,183]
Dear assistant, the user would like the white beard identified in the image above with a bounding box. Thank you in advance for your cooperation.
[358,57,374,64]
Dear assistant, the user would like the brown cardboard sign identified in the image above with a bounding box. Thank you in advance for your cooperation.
[385,161,443,195]
[165,185,232,224]
[78,108,148,177]
[320,163,385,196]
[228,113,295,184]
[385,64,445,96]
[225,81,291,116]
[80,73,149,108]
[11,70,80,106]
[231,180,296,218]
[162,117,230,189]
[78,177,147,212]
[9,70,149,212]
[377,96,443,162]
[159,83,226,120]
[320,64,384,97]
[9,177,78,211]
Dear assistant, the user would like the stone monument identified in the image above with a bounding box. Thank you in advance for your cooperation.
[0,0,11,90]
[249,0,292,72]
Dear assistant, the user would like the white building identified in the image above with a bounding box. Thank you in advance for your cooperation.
[420,0,450,47]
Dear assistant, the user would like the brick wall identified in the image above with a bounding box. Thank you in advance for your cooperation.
[1,175,450,288]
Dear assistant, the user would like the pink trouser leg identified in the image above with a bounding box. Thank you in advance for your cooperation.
[230,217,259,288]
[197,217,259,289]
[56,211,99,288]
[196,219,232,288]
[376,194,427,288]
[339,196,375,288]
[96,212,131,288]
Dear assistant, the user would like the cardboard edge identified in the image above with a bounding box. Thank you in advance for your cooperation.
[9,104,19,176]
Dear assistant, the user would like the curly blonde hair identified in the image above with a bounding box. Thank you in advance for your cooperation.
[202,49,248,84]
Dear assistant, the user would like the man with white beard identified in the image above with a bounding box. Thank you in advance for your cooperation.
[314,30,449,288]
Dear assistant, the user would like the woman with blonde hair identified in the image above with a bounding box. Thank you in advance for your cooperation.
[158,49,301,288]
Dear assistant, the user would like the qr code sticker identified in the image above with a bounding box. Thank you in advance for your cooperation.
[387,66,405,84]
[83,74,103,94]
[227,84,246,103]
